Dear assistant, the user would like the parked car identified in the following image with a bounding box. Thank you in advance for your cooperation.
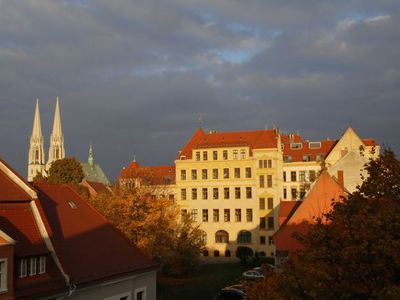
[265,263,283,273]
[219,285,247,300]
[242,270,265,280]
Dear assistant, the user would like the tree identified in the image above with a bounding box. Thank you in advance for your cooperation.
[247,149,400,299]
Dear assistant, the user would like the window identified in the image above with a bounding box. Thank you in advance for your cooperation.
[0,259,7,292]
[196,151,200,161]
[237,230,251,244]
[284,155,292,162]
[303,155,311,162]
[283,172,286,182]
[264,159,272,168]
[19,258,27,278]
[213,151,218,160]
[105,292,132,300]
[246,209,253,222]
[233,149,238,159]
[260,217,266,229]
[181,189,186,200]
[299,171,306,182]
[191,209,198,222]
[246,187,252,199]
[214,250,220,257]
[260,236,266,245]
[213,188,219,199]
[202,209,208,222]
[203,151,208,161]
[268,236,274,245]
[202,169,208,180]
[203,250,209,257]
[309,141,321,149]
[181,209,187,222]
[191,169,197,180]
[258,160,263,168]
[309,170,316,182]
[225,250,231,257]
[180,170,186,180]
[283,188,287,199]
[291,188,297,199]
[213,209,219,222]
[235,187,241,199]
[223,150,228,160]
[212,168,218,179]
[268,217,274,230]
[300,188,306,199]
[39,256,46,274]
[290,143,302,149]
[267,198,273,209]
[316,154,324,161]
[215,230,229,243]
[29,257,37,276]
[259,175,265,188]
[202,188,208,200]
[245,167,252,178]
[169,194,174,200]
[223,168,229,179]
[135,287,146,300]
[291,171,296,182]
[235,209,241,222]
[240,149,246,159]
[234,168,240,178]
[224,209,230,222]
[259,198,265,209]
[224,187,230,199]
[267,175,272,188]
[192,188,197,200]
[200,231,207,244]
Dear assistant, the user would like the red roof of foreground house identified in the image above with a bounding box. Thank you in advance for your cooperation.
[0,166,32,201]
[120,161,175,185]
[34,183,157,285]
[178,128,279,159]
[278,201,302,226]
[274,172,346,260]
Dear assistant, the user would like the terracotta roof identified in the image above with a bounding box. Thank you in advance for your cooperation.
[120,161,176,185]
[178,128,278,159]
[34,183,157,285]
[281,137,337,162]
[0,165,32,201]
[278,201,301,226]
[83,180,112,196]
[363,138,378,146]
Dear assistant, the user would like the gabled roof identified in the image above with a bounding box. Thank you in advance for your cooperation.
[177,128,278,159]
[83,180,112,196]
[35,183,157,285]
[282,138,337,162]
[120,161,175,185]
[81,162,110,185]
[278,201,301,226]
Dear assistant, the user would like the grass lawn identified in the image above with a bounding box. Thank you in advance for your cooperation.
[157,263,248,300]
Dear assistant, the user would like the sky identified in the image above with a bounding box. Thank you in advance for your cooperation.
[1,0,400,181]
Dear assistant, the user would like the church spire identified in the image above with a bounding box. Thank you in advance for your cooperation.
[47,96,65,167]
[28,99,46,181]
[88,143,94,167]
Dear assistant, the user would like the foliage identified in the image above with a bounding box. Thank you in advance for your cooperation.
[247,149,400,299]
[236,246,254,265]
[89,180,205,276]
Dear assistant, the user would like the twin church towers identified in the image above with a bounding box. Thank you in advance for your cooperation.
[28,97,65,181]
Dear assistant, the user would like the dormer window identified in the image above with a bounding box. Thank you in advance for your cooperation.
[309,142,321,149]
[303,155,311,162]
[284,155,292,162]
[290,143,302,150]
[180,155,186,160]
[316,154,324,161]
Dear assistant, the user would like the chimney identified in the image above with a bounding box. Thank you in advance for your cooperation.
[337,170,344,189]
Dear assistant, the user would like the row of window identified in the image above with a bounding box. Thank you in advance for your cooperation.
[180,187,253,200]
[195,149,247,161]
[203,250,271,258]
[212,230,274,244]
[180,167,253,181]
[0,259,7,292]
[283,188,306,200]
[284,154,324,163]
[182,208,254,223]
[283,170,317,182]
[284,141,322,150]
[19,256,46,278]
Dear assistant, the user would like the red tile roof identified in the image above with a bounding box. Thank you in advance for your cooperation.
[120,161,176,185]
[178,128,279,159]
[278,201,301,226]
[0,167,32,201]
[83,180,112,196]
[363,138,378,146]
[34,183,157,285]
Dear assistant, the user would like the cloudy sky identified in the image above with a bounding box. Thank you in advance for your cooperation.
[1,0,400,181]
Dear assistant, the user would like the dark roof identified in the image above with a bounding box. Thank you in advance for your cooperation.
[81,162,110,185]
[83,180,112,195]
[120,161,176,185]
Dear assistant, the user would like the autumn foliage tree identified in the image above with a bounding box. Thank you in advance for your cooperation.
[247,149,400,299]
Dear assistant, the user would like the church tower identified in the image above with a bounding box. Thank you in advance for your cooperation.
[28,99,46,181]
[47,96,65,168]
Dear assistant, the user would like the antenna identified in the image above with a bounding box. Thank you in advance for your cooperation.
[197,117,203,128]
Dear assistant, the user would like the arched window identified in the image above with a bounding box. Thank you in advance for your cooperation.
[237,230,252,244]
[225,250,231,257]
[203,250,209,257]
[215,230,229,243]
[259,251,266,257]
[35,149,39,162]
[214,250,220,257]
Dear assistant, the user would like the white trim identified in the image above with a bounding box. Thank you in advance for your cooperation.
[0,258,8,293]
[0,230,15,245]
[29,257,37,276]
[134,287,147,300]
[0,160,37,198]
[104,291,131,300]
[39,256,46,274]
[19,258,27,278]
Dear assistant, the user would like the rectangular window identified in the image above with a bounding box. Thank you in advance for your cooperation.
[268,217,274,230]
[235,209,241,222]
[223,168,229,179]
[291,188,297,199]
[283,172,286,182]
[212,168,218,179]
[258,160,263,168]
[0,259,7,292]
[192,169,197,180]
[245,167,252,178]
[223,150,228,160]
[234,168,240,178]
[224,188,230,199]
[224,209,230,222]
[202,169,208,180]
[233,149,238,159]
[260,236,266,245]
[39,256,46,274]
[267,197,273,209]
[259,198,265,209]
[235,187,241,199]
[181,209,187,222]
[299,171,306,182]
[203,151,208,161]
[309,170,316,182]
[213,151,218,160]
[246,187,252,199]
[259,175,265,188]
[267,175,273,188]
[291,171,296,182]
[303,155,311,162]
[192,188,197,200]
[29,257,37,276]
[202,188,208,200]
[135,287,146,300]
[181,189,186,200]
[269,236,274,245]
[290,143,302,149]
[240,149,246,159]
[283,188,287,199]
[284,155,292,162]
[180,170,186,180]
[268,159,272,168]
[260,217,266,229]
[246,209,253,222]
[300,188,306,199]
[19,258,27,278]
[196,151,200,161]
[191,209,198,222]
[202,209,208,222]
[213,188,219,199]
[316,154,324,161]
[309,141,321,149]
[213,209,219,222]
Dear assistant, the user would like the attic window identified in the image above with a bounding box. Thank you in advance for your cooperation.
[180,155,186,160]
[303,155,311,162]
[290,143,302,150]
[283,155,292,162]
[309,142,321,149]
[68,201,77,209]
